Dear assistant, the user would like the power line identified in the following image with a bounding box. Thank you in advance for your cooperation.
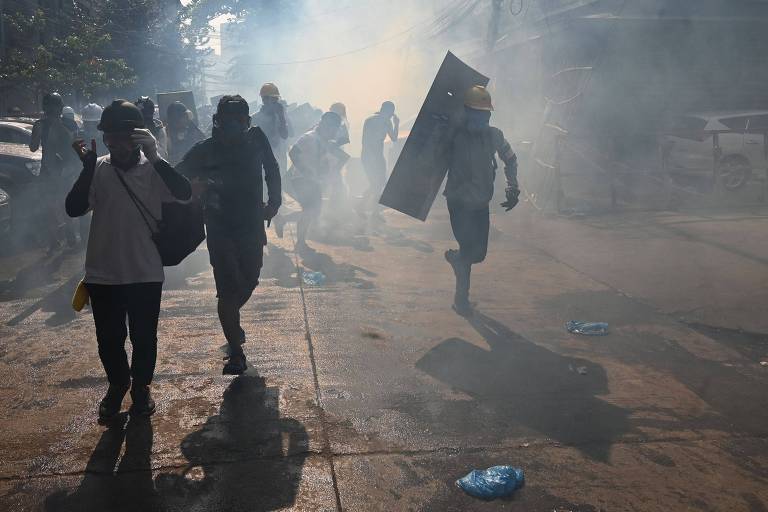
[223,0,467,67]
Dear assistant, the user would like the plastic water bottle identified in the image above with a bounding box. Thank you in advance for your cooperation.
[302,271,326,286]
[456,465,525,499]
[566,320,609,336]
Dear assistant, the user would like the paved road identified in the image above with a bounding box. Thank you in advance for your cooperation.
[1,203,767,511]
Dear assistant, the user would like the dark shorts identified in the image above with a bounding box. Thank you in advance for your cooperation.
[448,201,490,264]
[207,231,264,301]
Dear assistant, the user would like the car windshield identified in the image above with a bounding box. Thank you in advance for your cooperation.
[666,116,708,140]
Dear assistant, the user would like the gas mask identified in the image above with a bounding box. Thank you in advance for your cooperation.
[465,108,492,132]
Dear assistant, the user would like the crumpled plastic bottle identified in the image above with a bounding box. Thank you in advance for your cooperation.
[566,320,609,336]
[301,270,326,286]
[455,465,525,499]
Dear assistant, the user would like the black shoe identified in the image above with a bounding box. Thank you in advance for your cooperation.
[452,301,475,317]
[223,353,248,375]
[129,385,156,416]
[99,383,130,419]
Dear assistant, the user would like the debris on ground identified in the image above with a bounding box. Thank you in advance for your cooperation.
[566,320,609,336]
[301,270,326,286]
[456,465,525,499]
[760,361,768,367]
[569,364,589,375]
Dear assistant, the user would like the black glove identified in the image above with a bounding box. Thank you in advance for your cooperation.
[500,186,520,211]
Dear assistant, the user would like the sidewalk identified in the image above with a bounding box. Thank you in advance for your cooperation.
[0,205,767,511]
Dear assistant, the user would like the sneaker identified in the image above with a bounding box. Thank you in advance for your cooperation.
[129,385,156,416]
[452,301,475,317]
[99,383,130,419]
[223,353,248,375]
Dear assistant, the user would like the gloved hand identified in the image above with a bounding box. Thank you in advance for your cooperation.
[71,139,98,172]
[131,128,159,162]
[264,203,279,222]
[500,186,520,211]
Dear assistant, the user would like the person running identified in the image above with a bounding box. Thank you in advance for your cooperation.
[274,111,342,253]
[443,86,520,316]
[65,100,192,418]
[177,95,281,375]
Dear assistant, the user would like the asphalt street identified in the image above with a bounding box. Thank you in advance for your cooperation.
[1,202,767,511]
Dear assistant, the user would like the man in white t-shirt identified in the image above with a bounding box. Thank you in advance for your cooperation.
[65,100,192,419]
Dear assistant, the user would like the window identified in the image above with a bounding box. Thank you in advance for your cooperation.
[719,116,751,132]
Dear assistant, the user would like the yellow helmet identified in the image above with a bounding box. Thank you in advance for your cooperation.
[464,85,494,111]
[259,82,281,98]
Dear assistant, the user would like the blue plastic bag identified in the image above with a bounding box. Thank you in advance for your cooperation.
[566,320,609,336]
[302,270,326,286]
[456,465,525,499]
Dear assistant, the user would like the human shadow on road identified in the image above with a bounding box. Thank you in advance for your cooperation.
[413,312,631,462]
[6,273,80,327]
[0,251,70,301]
[157,375,309,511]
[45,414,162,512]
[44,377,308,512]
[300,249,376,288]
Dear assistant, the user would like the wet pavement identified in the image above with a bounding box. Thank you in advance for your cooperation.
[1,202,767,511]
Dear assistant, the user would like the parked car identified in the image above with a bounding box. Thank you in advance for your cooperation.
[0,121,33,146]
[663,111,768,190]
[0,142,42,236]
[0,187,10,236]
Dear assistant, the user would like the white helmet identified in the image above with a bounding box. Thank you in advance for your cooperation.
[82,103,103,122]
[62,106,75,119]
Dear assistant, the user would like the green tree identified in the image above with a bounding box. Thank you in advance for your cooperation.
[0,4,135,101]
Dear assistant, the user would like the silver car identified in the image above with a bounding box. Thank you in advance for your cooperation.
[0,121,33,146]
[663,111,768,190]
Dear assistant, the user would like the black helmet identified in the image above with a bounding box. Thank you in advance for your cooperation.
[42,92,64,113]
[97,99,145,133]
[135,96,155,111]
[167,101,189,121]
[216,94,249,117]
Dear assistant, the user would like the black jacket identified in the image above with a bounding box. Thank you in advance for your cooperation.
[176,127,281,241]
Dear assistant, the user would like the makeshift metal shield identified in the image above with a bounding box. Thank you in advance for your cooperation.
[379,52,489,221]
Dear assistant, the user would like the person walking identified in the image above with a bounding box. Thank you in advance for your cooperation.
[177,95,281,375]
[65,100,192,418]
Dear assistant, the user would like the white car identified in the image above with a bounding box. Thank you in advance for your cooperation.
[663,111,768,190]
[0,121,33,146]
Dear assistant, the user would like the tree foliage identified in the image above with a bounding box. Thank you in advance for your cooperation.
[0,4,135,98]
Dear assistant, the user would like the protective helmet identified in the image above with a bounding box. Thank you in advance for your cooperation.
[319,111,342,130]
[135,96,155,112]
[216,94,249,116]
[97,99,145,133]
[464,85,493,111]
[259,82,280,98]
[62,106,75,119]
[167,101,189,121]
[329,102,347,119]
[42,92,64,112]
[82,103,103,122]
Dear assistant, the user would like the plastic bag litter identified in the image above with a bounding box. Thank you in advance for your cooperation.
[456,465,525,499]
[301,271,326,286]
[566,320,609,336]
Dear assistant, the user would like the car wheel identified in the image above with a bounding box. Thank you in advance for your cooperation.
[718,155,752,191]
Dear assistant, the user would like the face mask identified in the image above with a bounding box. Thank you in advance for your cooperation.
[220,118,246,138]
[465,108,491,132]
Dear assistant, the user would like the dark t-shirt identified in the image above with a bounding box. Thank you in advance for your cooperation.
[177,127,281,240]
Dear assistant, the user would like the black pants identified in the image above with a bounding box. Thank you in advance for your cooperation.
[85,283,163,387]
[207,231,264,351]
[448,201,490,264]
